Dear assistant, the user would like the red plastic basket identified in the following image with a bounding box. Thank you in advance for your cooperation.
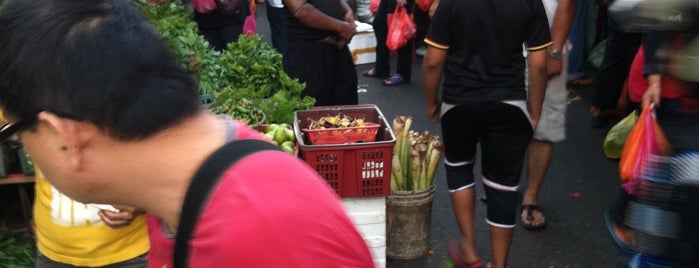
[294,105,396,197]
[303,122,381,145]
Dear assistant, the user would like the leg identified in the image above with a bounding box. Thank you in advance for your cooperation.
[522,48,569,228]
[331,47,359,105]
[265,2,287,54]
[441,104,484,265]
[521,139,552,228]
[372,0,392,77]
[480,102,534,267]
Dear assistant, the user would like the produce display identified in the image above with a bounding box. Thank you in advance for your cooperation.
[306,113,366,129]
[391,116,442,192]
[135,0,315,125]
[303,113,380,145]
[260,124,297,155]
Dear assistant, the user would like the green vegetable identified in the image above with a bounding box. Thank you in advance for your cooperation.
[134,0,314,125]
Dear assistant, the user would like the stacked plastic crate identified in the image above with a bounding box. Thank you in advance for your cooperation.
[294,104,396,268]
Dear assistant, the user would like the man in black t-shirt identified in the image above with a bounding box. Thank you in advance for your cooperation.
[422,0,551,267]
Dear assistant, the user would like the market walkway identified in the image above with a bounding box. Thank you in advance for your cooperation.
[254,4,626,267]
[354,59,624,267]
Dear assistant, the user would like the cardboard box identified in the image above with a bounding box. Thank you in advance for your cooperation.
[348,22,377,65]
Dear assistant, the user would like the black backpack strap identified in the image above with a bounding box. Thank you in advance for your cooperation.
[173,139,280,268]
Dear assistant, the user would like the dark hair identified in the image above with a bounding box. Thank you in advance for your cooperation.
[0,0,201,140]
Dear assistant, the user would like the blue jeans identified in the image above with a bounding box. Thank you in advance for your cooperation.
[567,0,596,81]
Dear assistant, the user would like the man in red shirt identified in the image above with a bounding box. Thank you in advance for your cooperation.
[0,0,373,267]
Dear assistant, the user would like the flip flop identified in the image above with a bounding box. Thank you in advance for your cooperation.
[448,241,484,268]
[521,204,546,230]
[362,67,387,78]
[383,73,408,86]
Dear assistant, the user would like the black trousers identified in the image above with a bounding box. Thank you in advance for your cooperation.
[373,0,414,80]
[591,22,641,109]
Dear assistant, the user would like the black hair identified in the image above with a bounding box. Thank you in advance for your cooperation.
[0,0,201,140]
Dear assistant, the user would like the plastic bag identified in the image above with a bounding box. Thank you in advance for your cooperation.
[370,0,379,16]
[243,1,256,36]
[417,0,434,12]
[192,0,218,14]
[619,104,672,183]
[587,39,606,70]
[604,110,638,159]
[386,6,416,52]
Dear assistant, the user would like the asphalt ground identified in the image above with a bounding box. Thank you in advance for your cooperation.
[254,4,630,267]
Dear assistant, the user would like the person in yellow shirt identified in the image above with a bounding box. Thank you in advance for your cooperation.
[1,110,149,267]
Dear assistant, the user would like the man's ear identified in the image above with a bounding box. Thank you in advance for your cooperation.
[37,111,91,170]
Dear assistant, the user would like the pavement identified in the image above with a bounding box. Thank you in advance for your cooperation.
[264,5,626,267]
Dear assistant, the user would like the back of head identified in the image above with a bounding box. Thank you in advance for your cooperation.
[0,0,201,140]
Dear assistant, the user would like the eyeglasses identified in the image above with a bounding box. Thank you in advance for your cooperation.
[0,114,37,143]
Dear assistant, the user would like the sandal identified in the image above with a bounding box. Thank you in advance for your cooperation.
[521,204,546,230]
[448,241,484,268]
[362,67,387,78]
[383,74,408,86]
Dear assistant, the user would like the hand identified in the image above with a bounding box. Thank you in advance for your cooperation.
[338,21,357,43]
[426,102,441,123]
[530,117,539,131]
[344,10,355,25]
[98,205,142,229]
[642,84,662,108]
[546,57,563,78]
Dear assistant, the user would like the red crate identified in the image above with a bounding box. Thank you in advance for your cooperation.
[303,122,381,145]
[294,105,396,197]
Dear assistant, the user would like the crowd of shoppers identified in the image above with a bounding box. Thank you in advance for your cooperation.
[0,0,697,267]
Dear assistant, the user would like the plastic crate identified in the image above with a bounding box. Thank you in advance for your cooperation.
[303,122,381,145]
[294,105,396,197]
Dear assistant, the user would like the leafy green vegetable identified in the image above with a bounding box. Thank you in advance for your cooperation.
[134,0,314,125]
[0,228,34,267]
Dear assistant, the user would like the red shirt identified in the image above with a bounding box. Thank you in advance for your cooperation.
[147,121,373,267]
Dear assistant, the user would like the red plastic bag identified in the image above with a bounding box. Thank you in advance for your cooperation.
[417,0,434,12]
[192,0,217,14]
[243,0,256,35]
[386,6,416,51]
[619,104,672,192]
[370,0,380,16]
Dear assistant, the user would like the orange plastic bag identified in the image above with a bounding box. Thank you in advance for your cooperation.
[619,104,672,183]
[386,5,416,52]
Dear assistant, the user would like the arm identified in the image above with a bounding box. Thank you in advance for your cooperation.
[641,32,666,107]
[283,0,356,42]
[547,0,576,77]
[428,0,440,18]
[528,49,548,130]
[422,46,447,123]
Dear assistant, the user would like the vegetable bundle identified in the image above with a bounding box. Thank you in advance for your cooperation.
[391,116,442,192]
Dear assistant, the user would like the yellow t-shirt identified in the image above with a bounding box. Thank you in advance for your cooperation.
[33,167,150,265]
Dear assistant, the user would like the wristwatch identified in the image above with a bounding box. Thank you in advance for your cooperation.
[548,48,562,60]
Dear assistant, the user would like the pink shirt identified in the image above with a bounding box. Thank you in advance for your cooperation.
[147,121,373,267]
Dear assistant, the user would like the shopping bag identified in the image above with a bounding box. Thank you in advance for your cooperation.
[604,110,638,159]
[619,104,672,183]
[192,0,218,14]
[417,0,434,12]
[243,0,256,36]
[370,0,380,16]
[386,6,416,51]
